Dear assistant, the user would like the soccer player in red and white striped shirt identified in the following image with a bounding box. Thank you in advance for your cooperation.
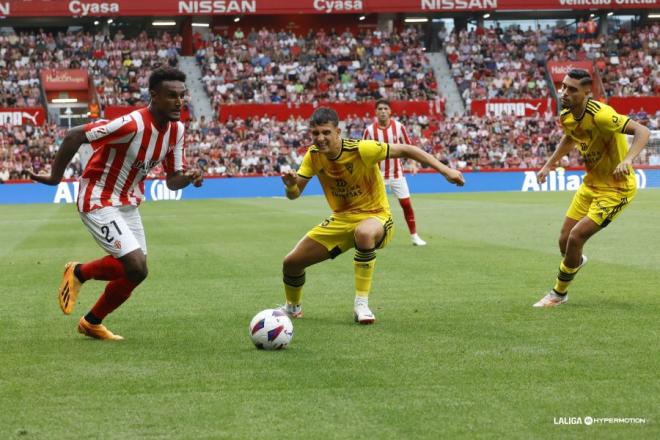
[363,100,426,246]
[30,67,203,340]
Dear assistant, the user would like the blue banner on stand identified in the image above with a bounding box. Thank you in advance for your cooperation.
[1,169,657,205]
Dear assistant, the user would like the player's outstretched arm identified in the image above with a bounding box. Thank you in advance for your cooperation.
[29,126,87,185]
[281,169,309,199]
[389,143,464,186]
[537,135,575,184]
[613,120,650,180]
[166,169,204,190]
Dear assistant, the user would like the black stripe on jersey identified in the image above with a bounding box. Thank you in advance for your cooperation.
[386,142,390,159]
[620,118,630,133]
[587,99,601,109]
[297,173,312,179]
[585,109,596,118]
[586,104,600,115]
[342,139,360,150]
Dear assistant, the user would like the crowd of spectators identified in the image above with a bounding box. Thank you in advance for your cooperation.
[2,109,658,183]
[542,22,658,97]
[0,29,181,109]
[197,27,438,109]
[444,25,550,105]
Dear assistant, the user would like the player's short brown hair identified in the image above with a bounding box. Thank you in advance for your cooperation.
[309,107,339,127]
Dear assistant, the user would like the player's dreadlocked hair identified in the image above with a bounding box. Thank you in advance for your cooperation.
[149,67,186,91]
[567,69,592,86]
[309,107,339,127]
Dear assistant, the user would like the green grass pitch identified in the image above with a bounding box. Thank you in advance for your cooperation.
[1,190,658,439]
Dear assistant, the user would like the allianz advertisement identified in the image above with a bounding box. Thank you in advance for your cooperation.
[0,169,657,205]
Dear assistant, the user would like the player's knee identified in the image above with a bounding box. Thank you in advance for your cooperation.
[558,235,568,252]
[354,228,377,249]
[567,229,588,246]
[125,264,148,283]
[283,253,302,273]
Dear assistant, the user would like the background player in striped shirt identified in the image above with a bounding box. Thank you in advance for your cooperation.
[280,108,464,324]
[30,67,203,339]
[363,99,427,246]
[533,69,650,308]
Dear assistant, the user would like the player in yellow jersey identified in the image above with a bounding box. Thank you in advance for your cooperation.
[280,107,464,323]
[534,69,650,307]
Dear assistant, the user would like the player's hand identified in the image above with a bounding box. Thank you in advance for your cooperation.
[281,170,298,188]
[28,171,60,186]
[613,161,632,181]
[536,166,550,184]
[444,169,465,186]
[185,169,204,187]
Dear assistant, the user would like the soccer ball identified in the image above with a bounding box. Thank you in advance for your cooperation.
[249,309,294,350]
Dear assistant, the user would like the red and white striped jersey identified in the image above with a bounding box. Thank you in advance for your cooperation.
[362,119,411,180]
[77,108,186,212]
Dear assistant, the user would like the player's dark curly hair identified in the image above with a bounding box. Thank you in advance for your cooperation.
[567,69,592,86]
[149,67,186,91]
[309,107,339,127]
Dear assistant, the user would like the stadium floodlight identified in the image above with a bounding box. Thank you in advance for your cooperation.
[93,20,99,25]
[192,23,209,27]
[107,18,113,24]
[234,17,240,23]
[649,14,660,18]
[52,98,78,103]
[404,18,428,23]
[152,21,176,26]
[359,15,366,21]
[607,12,614,16]
[483,13,490,19]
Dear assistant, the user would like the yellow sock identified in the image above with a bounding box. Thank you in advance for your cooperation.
[354,248,376,297]
[553,260,580,294]
[283,272,305,305]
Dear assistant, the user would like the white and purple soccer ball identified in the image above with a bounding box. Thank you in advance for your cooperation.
[249,309,294,350]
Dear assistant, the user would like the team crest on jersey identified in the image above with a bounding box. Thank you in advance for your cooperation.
[345,163,354,174]
[335,179,347,187]
[612,115,619,125]
[113,240,122,250]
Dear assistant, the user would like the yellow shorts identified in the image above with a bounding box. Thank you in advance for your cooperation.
[307,211,394,258]
[566,184,636,227]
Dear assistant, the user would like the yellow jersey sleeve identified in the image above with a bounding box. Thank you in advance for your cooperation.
[297,149,314,179]
[594,105,630,135]
[358,139,389,167]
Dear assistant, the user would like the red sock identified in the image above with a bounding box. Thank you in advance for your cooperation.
[398,197,417,234]
[80,255,125,281]
[90,278,140,320]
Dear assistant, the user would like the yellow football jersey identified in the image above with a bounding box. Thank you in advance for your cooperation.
[298,138,391,215]
[560,99,635,191]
